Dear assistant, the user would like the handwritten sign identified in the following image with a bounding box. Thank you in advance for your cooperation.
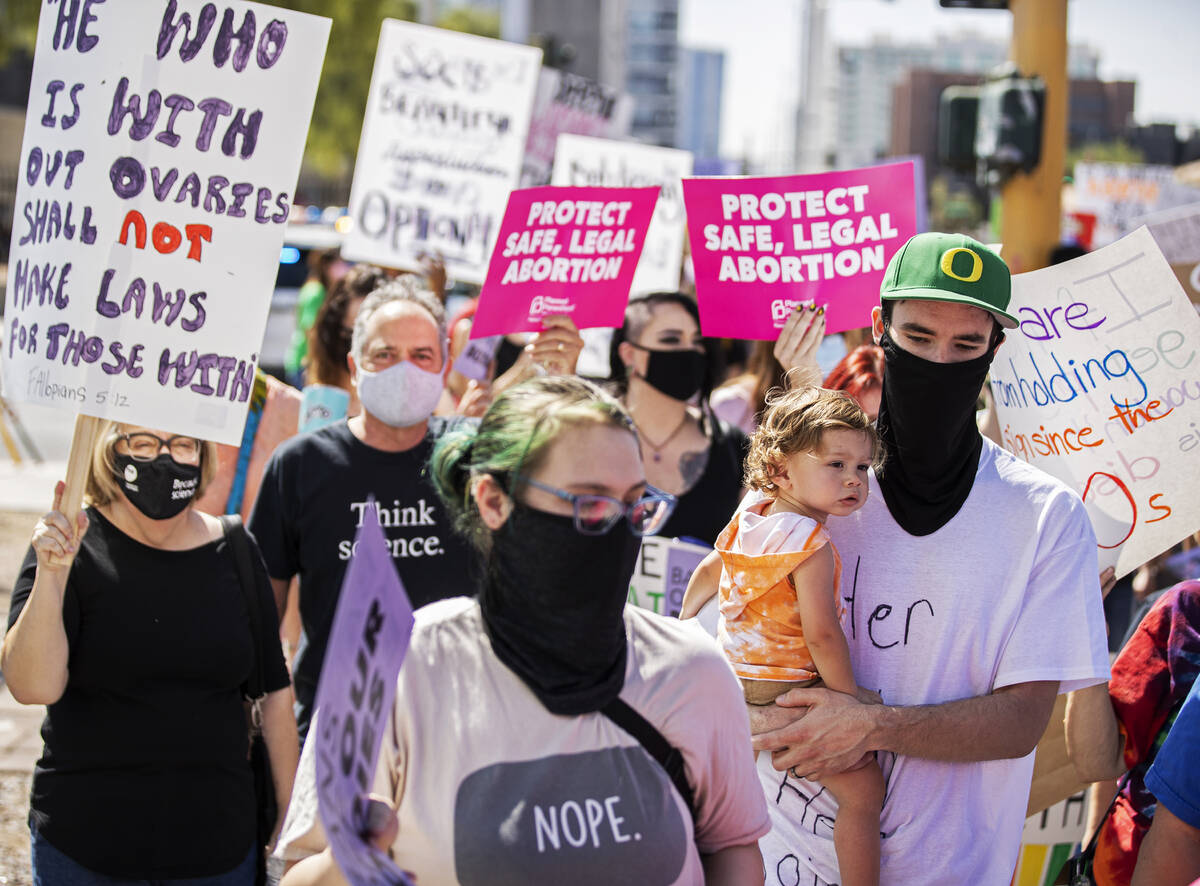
[470,186,659,337]
[682,161,917,339]
[341,20,541,284]
[552,135,693,295]
[627,536,710,619]
[1,0,330,445]
[1074,162,1200,248]
[989,227,1200,576]
[314,500,415,886]
[521,69,632,188]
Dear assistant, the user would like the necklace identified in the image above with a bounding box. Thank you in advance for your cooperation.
[636,412,690,462]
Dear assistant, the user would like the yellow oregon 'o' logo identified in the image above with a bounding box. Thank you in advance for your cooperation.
[940,248,983,282]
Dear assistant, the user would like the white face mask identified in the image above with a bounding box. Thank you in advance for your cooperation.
[355,359,444,428]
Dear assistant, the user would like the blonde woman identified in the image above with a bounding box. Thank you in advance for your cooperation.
[2,423,298,885]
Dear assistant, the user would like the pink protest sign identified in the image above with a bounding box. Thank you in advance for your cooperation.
[314,499,415,886]
[470,186,659,337]
[682,161,917,339]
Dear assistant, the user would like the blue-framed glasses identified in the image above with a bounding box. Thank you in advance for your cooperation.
[516,475,676,537]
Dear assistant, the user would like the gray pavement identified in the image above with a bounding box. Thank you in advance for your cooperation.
[0,685,40,773]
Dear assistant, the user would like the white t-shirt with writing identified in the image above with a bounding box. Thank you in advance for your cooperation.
[757,438,1110,886]
[279,598,769,886]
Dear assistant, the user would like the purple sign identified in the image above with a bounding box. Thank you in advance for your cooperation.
[313,499,415,885]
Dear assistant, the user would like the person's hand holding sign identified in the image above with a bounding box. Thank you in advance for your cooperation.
[774,303,825,389]
[528,315,584,376]
[32,481,89,574]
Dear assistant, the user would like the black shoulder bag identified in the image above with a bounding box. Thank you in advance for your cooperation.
[602,697,697,824]
[220,514,277,886]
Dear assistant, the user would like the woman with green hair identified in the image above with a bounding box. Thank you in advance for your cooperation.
[281,375,768,885]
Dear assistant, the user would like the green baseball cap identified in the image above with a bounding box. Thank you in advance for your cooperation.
[880,232,1018,328]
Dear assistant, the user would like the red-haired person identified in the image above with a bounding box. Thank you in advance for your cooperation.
[823,344,885,422]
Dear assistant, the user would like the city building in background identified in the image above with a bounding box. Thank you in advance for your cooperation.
[891,71,1135,178]
[676,47,724,161]
[833,32,1100,170]
[507,0,682,147]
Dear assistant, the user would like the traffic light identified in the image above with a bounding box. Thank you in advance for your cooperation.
[974,72,1045,183]
[938,86,979,172]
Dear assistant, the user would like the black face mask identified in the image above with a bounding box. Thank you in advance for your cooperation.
[480,501,641,716]
[874,330,993,537]
[629,345,706,402]
[113,454,201,520]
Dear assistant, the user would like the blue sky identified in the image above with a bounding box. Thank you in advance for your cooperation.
[680,0,1198,163]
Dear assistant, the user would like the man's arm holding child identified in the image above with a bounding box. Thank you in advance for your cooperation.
[752,680,1059,779]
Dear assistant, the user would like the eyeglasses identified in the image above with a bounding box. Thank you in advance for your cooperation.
[119,432,202,464]
[516,475,676,536]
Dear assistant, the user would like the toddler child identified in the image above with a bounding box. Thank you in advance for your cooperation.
[690,386,885,886]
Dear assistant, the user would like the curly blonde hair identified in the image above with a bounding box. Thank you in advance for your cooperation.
[745,387,884,494]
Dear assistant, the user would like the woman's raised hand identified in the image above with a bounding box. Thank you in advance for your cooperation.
[774,303,825,388]
[529,314,584,376]
[32,481,89,573]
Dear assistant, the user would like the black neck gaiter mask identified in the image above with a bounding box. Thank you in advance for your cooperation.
[480,502,641,716]
[875,330,993,537]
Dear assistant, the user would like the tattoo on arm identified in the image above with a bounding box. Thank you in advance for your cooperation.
[678,448,710,492]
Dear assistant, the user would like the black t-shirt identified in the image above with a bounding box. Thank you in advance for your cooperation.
[248,419,473,738]
[6,509,289,879]
[658,419,748,545]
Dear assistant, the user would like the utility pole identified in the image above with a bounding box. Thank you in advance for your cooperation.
[999,0,1068,272]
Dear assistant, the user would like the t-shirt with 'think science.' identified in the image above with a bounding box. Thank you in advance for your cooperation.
[248,419,473,737]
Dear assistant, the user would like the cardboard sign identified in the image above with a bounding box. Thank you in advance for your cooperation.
[1074,162,1200,248]
[314,500,415,886]
[521,69,632,188]
[627,536,711,619]
[1,0,330,445]
[552,135,693,295]
[682,161,917,339]
[341,21,541,284]
[470,186,659,337]
[989,227,1200,576]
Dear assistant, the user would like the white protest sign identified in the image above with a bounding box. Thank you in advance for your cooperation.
[627,535,710,619]
[552,134,693,295]
[2,0,329,445]
[1139,201,1200,307]
[342,21,541,284]
[989,227,1200,576]
[1074,162,1200,248]
[520,68,632,188]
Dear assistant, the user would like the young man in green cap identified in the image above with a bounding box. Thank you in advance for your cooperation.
[751,233,1110,884]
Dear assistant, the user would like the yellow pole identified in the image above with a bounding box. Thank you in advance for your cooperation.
[1000,0,1069,274]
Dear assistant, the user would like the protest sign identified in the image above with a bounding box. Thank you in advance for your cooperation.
[341,21,541,284]
[682,161,917,339]
[1073,162,1200,248]
[451,333,500,381]
[469,186,659,337]
[989,227,1200,576]
[552,135,693,294]
[521,69,632,188]
[314,500,415,886]
[1139,201,1200,307]
[1,0,330,446]
[627,536,711,619]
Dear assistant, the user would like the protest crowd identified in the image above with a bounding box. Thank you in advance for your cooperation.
[2,3,1200,886]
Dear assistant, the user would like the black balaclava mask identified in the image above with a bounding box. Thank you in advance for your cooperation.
[113,454,201,520]
[875,328,994,536]
[629,345,707,402]
[480,501,641,716]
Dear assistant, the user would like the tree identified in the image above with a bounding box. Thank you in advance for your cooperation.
[436,6,500,39]
[1065,141,1145,177]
